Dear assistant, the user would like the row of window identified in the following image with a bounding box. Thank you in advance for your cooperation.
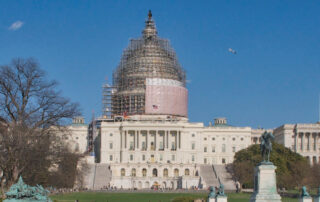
[108,142,176,150]
[110,154,220,163]
[203,137,244,141]
[110,155,228,164]
[191,134,244,141]
[204,157,227,164]
[120,168,193,177]
[202,145,237,153]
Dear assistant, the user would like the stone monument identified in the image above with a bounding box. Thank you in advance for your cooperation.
[250,131,281,202]
[207,186,216,202]
[299,186,312,202]
[314,186,320,202]
[4,176,52,202]
[216,183,227,202]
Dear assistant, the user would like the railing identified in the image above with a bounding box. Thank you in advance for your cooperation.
[212,164,218,179]
[92,163,97,190]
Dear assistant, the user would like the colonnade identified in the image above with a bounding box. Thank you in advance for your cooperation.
[120,130,182,151]
[295,132,320,152]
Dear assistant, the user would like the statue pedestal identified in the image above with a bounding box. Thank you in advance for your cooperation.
[216,196,227,202]
[314,197,320,202]
[207,198,215,202]
[299,197,312,202]
[250,164,281,202]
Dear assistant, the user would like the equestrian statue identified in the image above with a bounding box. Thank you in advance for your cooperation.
[260,131,274,164]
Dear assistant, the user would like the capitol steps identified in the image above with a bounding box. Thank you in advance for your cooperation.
[200,164,220,188]
[82,164,96,189]
[92,163,112,190]
[213,164,236,191]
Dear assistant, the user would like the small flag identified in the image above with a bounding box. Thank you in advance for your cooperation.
[123,111,129,119]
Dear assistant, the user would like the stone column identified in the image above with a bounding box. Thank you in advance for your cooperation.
[179,131,181,149]
[133,131,136,150]
[154,131,157,150]
[316,134,319,152]
[307,133,310,151]
[311,133,317,151]
[146,131,148,150]
[120,131,123,149]
[166,131,169,149]
[137,131,139,149]
[295,133,298,152]
[301,133,304,151]
[175,132,177,150]
[163,131,165,150]
[125,130,127,149]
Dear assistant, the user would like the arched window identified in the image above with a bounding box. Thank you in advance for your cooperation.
[174,168,179,177]
[184,169,190,176]
[152,168,158,177]
[163,168,168,177]
[142,168,147,177]
[145,181,150,188]
[131,168,136,177]
[162,181,167,188]
[121,168,125,176]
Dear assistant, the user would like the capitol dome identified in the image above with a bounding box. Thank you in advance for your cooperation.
[111,11,188,117]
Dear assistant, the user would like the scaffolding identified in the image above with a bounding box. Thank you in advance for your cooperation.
[103,11,187,117]
[102,82,114,118]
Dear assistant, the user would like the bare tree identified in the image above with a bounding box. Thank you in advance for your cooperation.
[0,58,81,194]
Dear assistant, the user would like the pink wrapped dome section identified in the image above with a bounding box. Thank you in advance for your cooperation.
[145,78,188,117]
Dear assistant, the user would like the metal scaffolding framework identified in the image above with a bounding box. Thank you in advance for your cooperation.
[102,11,187,118]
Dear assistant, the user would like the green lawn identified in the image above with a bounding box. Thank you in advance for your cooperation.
[50,192,299,202]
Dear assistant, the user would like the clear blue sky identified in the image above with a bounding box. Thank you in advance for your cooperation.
[0,0,319,128]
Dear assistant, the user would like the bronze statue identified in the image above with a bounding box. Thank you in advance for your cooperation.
[5,176,51,201]
[217,183,226,197]
[148,10,152,19]
[207,186,216,200]
[301,186,310,197]
[260,131,274,163]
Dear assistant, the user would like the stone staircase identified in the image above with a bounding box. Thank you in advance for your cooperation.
[92,163,112,190]
[82,164,95,189]
[213,164,236,191]
[200,164,220,188]
[82,163,112,190]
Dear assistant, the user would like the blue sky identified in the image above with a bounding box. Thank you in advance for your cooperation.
[0,0,319,128]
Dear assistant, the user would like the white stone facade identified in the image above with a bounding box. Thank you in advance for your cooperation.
[273,123,320,165]
[65,116,320,189]
[79,116,252,189]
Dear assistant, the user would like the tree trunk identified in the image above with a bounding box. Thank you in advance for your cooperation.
[12,165,20,183]
[1,178,6,199]
[6,165,20,189]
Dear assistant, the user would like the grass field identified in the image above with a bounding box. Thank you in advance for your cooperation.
[50,192,299,202]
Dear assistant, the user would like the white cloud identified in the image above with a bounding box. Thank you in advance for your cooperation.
[8,21,24,31]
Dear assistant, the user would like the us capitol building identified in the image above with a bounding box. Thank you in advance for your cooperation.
[63,11,320,190]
